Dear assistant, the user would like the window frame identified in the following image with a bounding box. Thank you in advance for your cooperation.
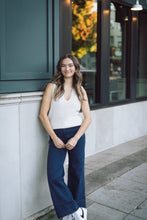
[136,10,147,99]
[95,0,147,109]
[65,0,147,109]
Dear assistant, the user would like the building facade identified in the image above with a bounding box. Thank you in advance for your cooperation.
[0,0,147,219]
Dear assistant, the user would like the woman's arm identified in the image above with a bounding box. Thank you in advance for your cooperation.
[65,87,92,150]
[39,83,65,149]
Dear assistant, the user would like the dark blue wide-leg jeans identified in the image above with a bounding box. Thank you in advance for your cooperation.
[47,126,86,219]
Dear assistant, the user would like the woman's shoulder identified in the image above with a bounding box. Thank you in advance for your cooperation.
[81,86,88,101]
[45,82,56,91]
[43,83,56,97]
[81,85,85,91]
[81,86,86,94]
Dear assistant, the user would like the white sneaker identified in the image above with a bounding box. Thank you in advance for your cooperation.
[62,214,72,220]
[71,208,87,220]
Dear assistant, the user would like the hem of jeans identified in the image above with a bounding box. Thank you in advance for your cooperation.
[55,201,79,218]
[76,197,86,208]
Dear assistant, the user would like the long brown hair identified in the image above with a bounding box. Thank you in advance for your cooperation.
[52,54,84,101]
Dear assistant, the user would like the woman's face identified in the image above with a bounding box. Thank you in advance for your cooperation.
[61,58,76,79]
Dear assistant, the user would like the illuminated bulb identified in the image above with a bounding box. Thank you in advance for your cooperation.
[131,0,143,11]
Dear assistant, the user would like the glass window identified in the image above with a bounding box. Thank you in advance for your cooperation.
[109,2,129,102]
[136,12,147,98]
[72,0,98,105]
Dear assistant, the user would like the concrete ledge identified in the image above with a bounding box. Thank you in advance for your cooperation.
[0,92,43,105]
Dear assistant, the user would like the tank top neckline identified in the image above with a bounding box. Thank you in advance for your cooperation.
[64,89,73,102]
[49,84,82,129]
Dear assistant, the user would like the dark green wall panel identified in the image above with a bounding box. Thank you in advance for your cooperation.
[0,0,53,81]
[6,0,48,74]
[0,0,60,93]
[0,79,51,94]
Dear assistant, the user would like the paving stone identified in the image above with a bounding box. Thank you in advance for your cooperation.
[87,202,126,220]
[85,153,122,171]
[130,199,147,220]
[86,198,95,207]
[37,209,58,220]
[85,148,147,195]
[88,180,147,214]
[123,214,145,220]
[121,163,147,185]
[106,175,147,196]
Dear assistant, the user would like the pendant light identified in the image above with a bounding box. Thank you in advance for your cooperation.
[131,0,143,11]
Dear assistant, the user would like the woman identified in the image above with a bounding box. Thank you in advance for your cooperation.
[39,54,92,220]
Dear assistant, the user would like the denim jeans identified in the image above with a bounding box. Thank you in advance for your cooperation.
[47,126,86,218]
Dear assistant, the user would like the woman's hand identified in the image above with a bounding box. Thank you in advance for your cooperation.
[65,137,78,151]
[53,136,65,149]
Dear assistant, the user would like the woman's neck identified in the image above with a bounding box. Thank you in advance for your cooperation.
[64,77,73,88]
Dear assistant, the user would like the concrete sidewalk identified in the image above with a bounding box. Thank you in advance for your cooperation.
[37,135,147,220]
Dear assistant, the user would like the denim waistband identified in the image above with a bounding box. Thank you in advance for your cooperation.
[53,125,80,132]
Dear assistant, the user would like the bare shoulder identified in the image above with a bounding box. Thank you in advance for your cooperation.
[81,86,88,101]
[45,82,54,92]
[43,83,54,95]
[81,86,86,93]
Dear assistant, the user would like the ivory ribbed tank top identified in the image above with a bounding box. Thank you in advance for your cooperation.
[48,84,83,129]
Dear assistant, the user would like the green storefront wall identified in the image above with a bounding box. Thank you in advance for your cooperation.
[0,0,59,93]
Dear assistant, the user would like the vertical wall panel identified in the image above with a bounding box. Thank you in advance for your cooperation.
[0,0,53,80]
[0,105,21,220]
[20,101,51,219]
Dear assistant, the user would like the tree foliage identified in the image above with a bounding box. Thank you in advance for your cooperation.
[72,0,97,58]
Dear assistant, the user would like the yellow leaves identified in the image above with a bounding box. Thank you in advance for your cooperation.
[77,13,84,23]
[91,11,97,23]
[81,29,90,41]
[72,0,97,58]
[73,23,90,41]
[72,27,80,40]
[90,43,97,52]
[72,4,78,14]
[86,19,91,26]
[72,47,87,58]
[85,1,95,14]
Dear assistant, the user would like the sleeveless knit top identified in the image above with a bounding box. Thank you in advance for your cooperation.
[48,84,83,129]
